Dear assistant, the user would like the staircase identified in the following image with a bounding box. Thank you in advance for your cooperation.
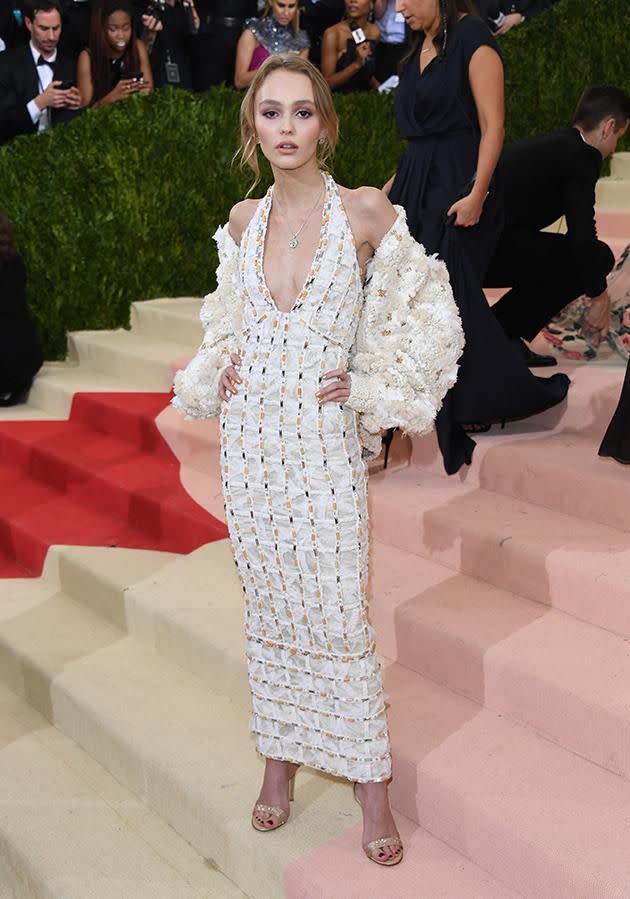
[0,158,628,898]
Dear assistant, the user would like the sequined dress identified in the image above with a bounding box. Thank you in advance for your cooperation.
[220,175,391,783]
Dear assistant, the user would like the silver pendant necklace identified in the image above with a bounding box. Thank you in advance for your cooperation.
[279,183,325,250]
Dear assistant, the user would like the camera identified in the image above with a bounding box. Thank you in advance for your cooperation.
[144,0,166,22]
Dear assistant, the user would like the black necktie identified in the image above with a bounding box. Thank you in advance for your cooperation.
[37,55,54,69]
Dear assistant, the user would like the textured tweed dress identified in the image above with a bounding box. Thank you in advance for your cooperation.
[220,174,391,783]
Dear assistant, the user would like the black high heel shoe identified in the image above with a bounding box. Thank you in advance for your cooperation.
[382,428,396,469]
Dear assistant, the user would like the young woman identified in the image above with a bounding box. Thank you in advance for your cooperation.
[77,0,152,107]
[388,0,570,474]
[234,0,309,90]
[0,212,43,407]
[321,0,380,92]
[173,55,464,865]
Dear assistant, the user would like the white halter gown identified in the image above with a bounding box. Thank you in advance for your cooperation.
[220,174,391,783]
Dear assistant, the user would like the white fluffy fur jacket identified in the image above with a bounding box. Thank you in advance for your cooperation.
[172,206,464,458]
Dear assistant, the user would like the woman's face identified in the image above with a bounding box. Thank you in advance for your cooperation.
[395,0,440,31]
[105,10,132,53]
[269,0,298,27]
[345,0,372,20]
[254,70,324,173]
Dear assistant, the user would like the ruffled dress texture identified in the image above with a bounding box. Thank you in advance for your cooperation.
[173,175,464,781]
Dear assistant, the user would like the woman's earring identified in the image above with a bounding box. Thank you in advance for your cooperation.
[318,137,326,145]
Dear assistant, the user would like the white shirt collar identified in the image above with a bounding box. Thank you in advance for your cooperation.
[30,40,58,65]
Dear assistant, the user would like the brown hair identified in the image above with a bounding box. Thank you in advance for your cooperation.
[0,211,17,263]
[263,0,300,37]
[236,54,339,192]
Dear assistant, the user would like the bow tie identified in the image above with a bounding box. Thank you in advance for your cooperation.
[37,55,54,68]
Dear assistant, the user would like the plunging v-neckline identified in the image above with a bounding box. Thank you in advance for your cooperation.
[259,173,331,314]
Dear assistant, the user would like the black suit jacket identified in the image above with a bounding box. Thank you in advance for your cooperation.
[500,127,607,297]
[0,43,78,143]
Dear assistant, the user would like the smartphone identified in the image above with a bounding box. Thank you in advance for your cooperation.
[58,80,74,90]
[128,72,144,82]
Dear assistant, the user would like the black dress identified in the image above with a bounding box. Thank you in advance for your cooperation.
[388,15,570,474]
[599,361,630,464]
[0,253,43,404]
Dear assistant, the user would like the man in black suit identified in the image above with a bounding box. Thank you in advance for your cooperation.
[190,0,257,90]
[485,85,629,366]
[0,0,81,143]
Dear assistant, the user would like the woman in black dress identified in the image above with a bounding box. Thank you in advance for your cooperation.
[599,361,630,464]
[0,212,43,407]
[389,0,570,474]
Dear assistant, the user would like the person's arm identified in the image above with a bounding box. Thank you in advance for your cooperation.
[233,29,260,89]
[321,25,372,90]
[447,45,504,227]
[77,49,94,106]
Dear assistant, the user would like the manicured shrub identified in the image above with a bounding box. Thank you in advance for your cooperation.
[0,0,626,359]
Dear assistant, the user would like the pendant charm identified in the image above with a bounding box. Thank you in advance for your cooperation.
[288,237,299,249]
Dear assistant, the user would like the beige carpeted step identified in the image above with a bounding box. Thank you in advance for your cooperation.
[611,151,630,179]
[0,681,243,899]
[0,548,522,899]
[131,297,203,347]
[67,331,188,392]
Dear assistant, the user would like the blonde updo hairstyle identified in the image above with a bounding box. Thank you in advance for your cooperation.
[264,0,300,36]
[237,54,339,193]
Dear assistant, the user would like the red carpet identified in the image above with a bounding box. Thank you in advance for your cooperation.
[0,393,227,578]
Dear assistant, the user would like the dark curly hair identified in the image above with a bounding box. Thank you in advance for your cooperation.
[0,211,17,263]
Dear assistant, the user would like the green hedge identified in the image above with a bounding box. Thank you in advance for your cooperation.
[0,0,627,359]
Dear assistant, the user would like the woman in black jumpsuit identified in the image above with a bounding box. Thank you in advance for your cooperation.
[389,4,569,474]
[599,361,630,464]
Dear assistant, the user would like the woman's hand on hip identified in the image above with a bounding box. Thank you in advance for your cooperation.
[447,192,485,227]
[218,352,242,402]
[317,369,351,404]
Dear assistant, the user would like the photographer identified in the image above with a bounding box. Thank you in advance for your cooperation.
[141,0,199,91]
[0,0,81,143]
[77,0,152,106]
[320,0,379,93]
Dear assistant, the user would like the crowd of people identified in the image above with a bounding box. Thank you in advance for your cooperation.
[0,0,565,129]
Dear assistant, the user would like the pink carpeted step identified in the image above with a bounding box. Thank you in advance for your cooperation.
[368,468,630,638]
[285,812,519,898]
[368,540,630,781]
[382,661,630,898]
[478,431,630,533]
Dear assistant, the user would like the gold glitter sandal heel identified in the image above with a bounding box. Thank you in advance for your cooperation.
[251,774,295,832]
[354,784,404,866]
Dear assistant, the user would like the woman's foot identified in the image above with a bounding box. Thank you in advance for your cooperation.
[251,759,299,832]
[354,781,403,866]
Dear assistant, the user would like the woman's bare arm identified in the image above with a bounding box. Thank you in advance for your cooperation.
[469,45,504,200]
[233,29,260,89]
[76,50,93,106]
[447,45,504,227]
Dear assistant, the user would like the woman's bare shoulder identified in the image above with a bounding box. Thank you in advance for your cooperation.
[228,198,261,245]
[337,185,397,245]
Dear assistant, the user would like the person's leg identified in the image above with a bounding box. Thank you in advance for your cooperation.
[252,758,300,830]
[489,232,594,342]
[354,781,402,864]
